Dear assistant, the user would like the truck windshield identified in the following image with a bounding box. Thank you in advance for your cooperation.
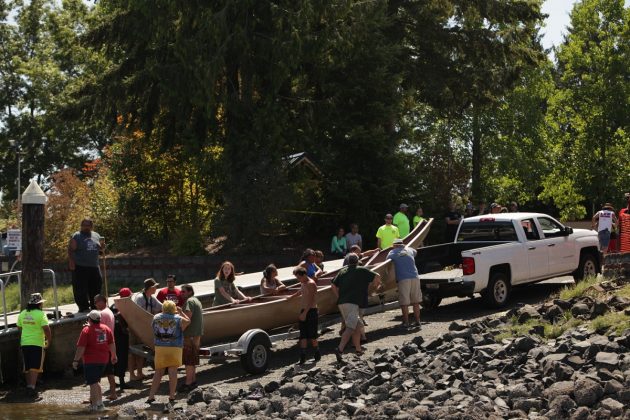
[457,221,518,242]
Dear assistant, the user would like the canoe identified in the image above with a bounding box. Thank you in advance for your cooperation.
[115,218,433,348]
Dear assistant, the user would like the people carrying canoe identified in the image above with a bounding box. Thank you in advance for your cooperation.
[260,264,287,295]
[332,253,381,362]
[212,261,252,306]
[291,266,320,364]
[298,248,323,279]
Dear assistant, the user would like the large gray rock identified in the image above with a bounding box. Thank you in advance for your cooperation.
[599,397,624,416]
[571,303,590,317]
[279,382,308,397]
[595,351,619,368]
[517,305,542,323]
[573,378,603,407]
[513,336,538,352]
[426,389,451,402]
[549,394,576,414]
[512,398,542,413]
[543,381,575,400]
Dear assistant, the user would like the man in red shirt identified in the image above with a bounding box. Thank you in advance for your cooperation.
[156,274,185,307]
[72,310,117,412]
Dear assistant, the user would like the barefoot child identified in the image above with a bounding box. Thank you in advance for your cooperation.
[292,266,320,364]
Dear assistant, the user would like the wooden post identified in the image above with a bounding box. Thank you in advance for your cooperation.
[20,181,47,310]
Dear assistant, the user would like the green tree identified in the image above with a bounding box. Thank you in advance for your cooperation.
[545,0,630,216]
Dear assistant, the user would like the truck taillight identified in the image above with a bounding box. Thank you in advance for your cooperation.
[462,257,475,275]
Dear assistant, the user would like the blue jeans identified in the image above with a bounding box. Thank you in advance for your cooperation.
[598,229,611,251]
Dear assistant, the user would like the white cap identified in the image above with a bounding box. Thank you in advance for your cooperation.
[22,180,47,205]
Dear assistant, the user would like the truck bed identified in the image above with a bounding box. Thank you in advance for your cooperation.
[415,241,510,274]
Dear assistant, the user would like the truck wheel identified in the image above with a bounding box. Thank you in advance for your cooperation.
[240,333,270,375]
[483,272,510,308]
[421,294,442,311]
[573,253,598,282]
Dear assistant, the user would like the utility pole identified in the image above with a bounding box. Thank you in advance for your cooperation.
[20,181,46,310]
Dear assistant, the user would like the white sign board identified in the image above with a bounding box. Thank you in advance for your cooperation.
[6,229,21,249]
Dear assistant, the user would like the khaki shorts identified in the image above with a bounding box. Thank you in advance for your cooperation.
[338,303,361,330]
[398,278,422,306]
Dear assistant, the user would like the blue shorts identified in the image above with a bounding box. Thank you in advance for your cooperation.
[598,229,611,251]
[84,363,106,385]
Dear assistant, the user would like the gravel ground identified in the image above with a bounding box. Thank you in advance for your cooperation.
[0,278,573,418]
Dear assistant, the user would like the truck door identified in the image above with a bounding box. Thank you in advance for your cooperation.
[520,218,549,281]
[536,216,575,275]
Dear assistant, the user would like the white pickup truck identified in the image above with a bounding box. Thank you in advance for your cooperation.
[416,213,600,309]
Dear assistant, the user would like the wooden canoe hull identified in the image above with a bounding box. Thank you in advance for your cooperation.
[115,219,433,349]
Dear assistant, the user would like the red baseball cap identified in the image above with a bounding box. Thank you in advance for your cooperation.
[118,287,132,298]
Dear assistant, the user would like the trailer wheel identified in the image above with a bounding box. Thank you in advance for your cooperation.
[421,294,442,311]
[240,333,271,375]
[573,252,598,282]
[483,271,511,308]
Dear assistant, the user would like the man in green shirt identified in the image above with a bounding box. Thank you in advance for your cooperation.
[331,254,381,361]
[376,214,400,249]
[393,204,411,238]
[180,284,203,392]
[17,293,52,400]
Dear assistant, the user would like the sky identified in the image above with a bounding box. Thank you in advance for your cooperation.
[541,0,577,50]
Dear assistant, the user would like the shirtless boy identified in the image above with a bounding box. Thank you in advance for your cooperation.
[292,266,320,364]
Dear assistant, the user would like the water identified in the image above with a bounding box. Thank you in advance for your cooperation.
[0,403,113,419]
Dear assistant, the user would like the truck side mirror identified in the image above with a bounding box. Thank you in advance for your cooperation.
[563,226,573,236]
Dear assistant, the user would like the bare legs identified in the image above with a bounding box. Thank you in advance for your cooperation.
[148,367,178,401]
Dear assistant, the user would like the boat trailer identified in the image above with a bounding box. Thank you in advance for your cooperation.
[130,298,400,375]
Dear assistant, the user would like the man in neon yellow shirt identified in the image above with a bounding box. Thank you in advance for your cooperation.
[413,207,426,228]
[393,204,410,238]
[376,214,400,249]
[17,293,52,400]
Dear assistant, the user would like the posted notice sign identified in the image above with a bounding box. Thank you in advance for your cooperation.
[6,229,21,249]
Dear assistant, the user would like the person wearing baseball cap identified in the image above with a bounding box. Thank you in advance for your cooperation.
[592,202,618,254]
[73,310,117,412]
[118,287,132,298]
[376,214,400,249]
[387,238,422,330]
[17,293,51,399]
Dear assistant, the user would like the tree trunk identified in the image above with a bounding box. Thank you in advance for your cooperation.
[21,203,45,310]
[471,106,482,201]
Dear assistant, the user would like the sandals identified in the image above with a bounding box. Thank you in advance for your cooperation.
[145,397,155,404]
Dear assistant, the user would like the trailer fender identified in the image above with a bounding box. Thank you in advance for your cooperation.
[236,329,272,354]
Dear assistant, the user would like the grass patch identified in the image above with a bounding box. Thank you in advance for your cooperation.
[558,275,601,300]
[616,284,630,299]
[1,283,75,313]
[590,312,630,335]
[495,316,550,341]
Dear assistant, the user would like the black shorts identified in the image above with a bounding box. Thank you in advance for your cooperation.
[84,363,106,385]
[102,359,115,376]
[22,346,45,373]
[299,308,319,340]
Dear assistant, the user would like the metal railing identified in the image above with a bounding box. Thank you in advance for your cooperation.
[0,269,59,330]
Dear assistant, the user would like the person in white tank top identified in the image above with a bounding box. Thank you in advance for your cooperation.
[592,203,618,253]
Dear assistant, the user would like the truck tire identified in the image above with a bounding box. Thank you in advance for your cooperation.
[573,253,598,282]
[483,272,511,308]
[240,333,271,375]
[421,294,442,311]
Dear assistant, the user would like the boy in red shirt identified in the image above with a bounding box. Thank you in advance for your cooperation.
[72,310,117,412]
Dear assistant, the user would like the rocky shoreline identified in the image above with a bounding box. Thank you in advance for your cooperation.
[116,280,630,419]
